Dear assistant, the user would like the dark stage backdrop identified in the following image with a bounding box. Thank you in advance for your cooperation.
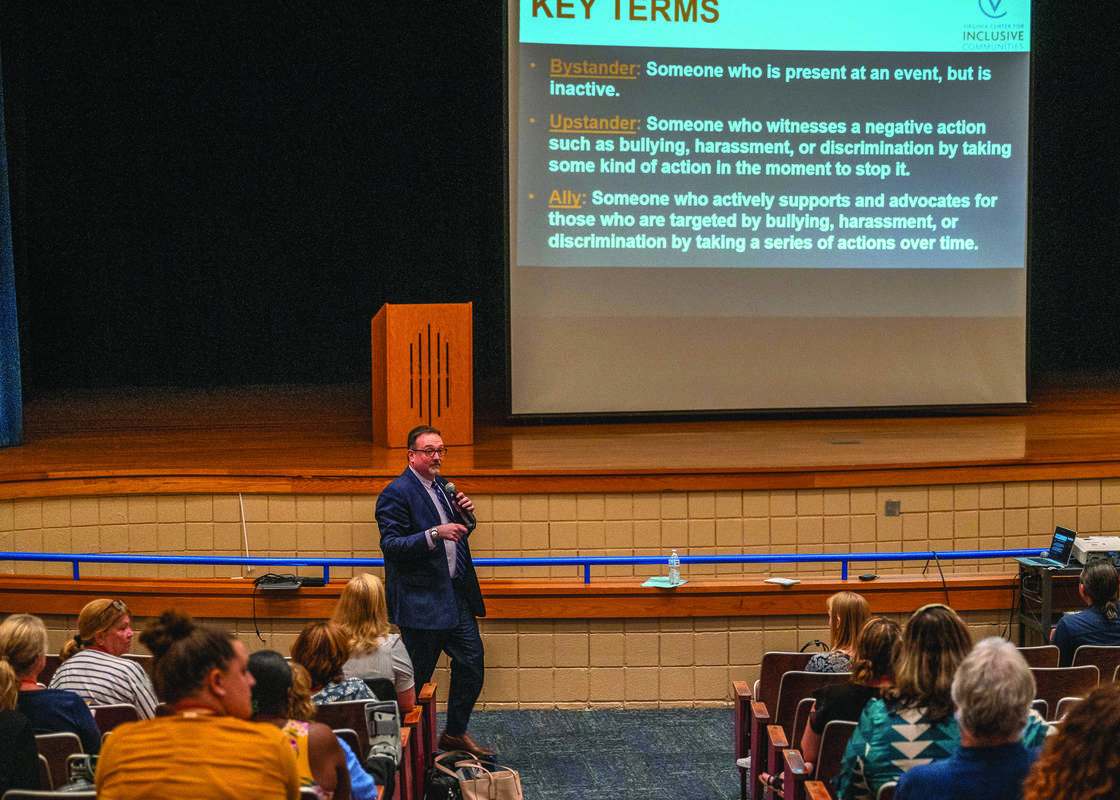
[0,2,1116,412]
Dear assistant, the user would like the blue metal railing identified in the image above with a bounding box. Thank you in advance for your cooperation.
[0,548,1041,584]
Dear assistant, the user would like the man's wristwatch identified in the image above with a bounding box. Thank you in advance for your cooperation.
[428,528,439,544]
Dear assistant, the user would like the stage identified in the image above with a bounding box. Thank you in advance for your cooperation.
[3,380,1120,499]
[3,380,1115,708]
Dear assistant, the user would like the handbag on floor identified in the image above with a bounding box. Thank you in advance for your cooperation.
[426,751,523,800]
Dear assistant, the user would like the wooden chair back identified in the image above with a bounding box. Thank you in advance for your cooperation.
[1072,645,1120,677]
[735,652,813,800]
[756,672,851,800]
[815,720,857,783]
[39,654,63,686]
[334,727,362,757]
[755,652,815,713]
[38,753,52,790]
[35,732,83,791]
[90,702,140,736]
[121,652,155,679]
[1017,645,1059,668]
[1030,665,1100,720]
[782,719,856,800]
[774,672,852,735]
[1055,696,1081,720]
[314,700,372,759]
[790,696,815,752]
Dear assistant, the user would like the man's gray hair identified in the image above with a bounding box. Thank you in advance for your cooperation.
[951,637,1036,741]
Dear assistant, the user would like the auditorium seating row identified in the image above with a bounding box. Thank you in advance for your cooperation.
[733,644,1120,800]
[10,682,441,800]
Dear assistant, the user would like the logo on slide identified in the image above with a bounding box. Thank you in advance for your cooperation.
[978,0,1007,19]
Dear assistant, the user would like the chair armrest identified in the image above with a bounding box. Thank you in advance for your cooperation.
[805,780,835,800]
[768,725,789,749]
[749,701,774,796]
[783,749,812,800]
[734,680,753,760]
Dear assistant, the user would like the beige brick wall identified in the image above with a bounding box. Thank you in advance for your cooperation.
[5,476,1116,707]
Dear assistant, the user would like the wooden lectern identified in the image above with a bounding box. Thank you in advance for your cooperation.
[371,302,473,447]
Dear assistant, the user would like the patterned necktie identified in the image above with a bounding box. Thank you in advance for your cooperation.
[435,482,469,577]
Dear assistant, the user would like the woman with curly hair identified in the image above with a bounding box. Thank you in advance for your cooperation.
[837,604,982,800]
[287,661,381,800]
[290,620,376,705]
[807,592,871,673]
[248,650,350,800]
[1021,681,1120,800]
[801,616,901,770]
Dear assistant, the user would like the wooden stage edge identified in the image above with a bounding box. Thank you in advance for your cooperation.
[4,381,1120,498]
[0,574,1029,621]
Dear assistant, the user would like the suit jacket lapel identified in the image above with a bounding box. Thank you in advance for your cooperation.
[403,467,441,526]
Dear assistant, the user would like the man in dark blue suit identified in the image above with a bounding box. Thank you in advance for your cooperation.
[375,424,493,758]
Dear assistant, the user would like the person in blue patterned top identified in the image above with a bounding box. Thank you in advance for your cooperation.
[290,621,376,705]
[807,592,870,673]
[837,604,973,800]
[895,637,1050,800]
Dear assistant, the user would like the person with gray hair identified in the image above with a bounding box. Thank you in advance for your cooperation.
[895,637,1049,800]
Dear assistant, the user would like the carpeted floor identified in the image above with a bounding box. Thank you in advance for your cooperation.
[450,708,738,800]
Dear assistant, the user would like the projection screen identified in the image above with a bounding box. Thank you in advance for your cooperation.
[508,0,1031,415]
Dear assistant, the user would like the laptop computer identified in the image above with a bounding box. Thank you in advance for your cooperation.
[1020,525,1077,569]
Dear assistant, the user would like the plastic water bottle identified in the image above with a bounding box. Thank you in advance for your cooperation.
[668,550,681,585]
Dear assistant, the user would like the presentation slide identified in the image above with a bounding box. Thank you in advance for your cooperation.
[508,0,1030,415]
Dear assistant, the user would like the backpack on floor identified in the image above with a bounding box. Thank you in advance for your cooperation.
[424,749,475,800]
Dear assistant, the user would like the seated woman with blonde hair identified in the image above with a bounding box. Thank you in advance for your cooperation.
[1,613,101,754]
[807,591,870,673]
[49,598,158,718]
[332,573,416,710]
[0,619,42,795]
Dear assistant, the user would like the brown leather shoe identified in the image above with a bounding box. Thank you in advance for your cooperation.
[439,730,496,758]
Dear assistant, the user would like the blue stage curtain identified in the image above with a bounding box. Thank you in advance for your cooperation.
[0,46,23,448]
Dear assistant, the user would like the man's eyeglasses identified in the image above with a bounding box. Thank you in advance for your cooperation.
[410,447,447,457]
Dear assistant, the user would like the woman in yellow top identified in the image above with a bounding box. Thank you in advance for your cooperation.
[248,649,351,800]
[95,610,301,800]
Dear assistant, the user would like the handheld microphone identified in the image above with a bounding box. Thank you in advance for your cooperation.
[442,481,477,531]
